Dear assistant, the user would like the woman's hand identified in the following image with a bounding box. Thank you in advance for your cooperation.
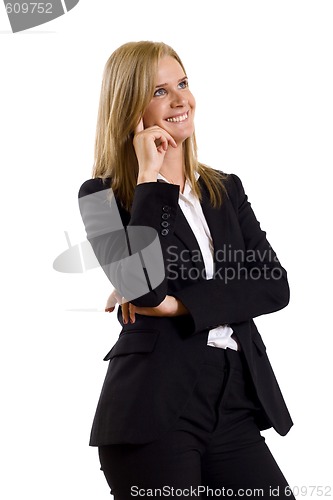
[105,288,124,312]
[133,119,177,183]
[122,295,189,324]
[105,289,189,324]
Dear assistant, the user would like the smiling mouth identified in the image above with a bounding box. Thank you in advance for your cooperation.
[166,111,189,123]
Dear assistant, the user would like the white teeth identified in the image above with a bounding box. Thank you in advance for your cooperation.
[166,112,188,123]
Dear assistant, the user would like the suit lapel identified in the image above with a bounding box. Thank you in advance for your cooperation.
[172,176,228,276]
[173,205,206,277]
[199,177,228,270]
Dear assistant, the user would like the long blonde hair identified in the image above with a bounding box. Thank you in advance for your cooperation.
[93,41,226,211]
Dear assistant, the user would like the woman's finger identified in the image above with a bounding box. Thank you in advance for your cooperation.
[114,289,123,304]
[128,302,136,324]
[151,127,177,149]
[122,300,129,324]
[156,134,169,153]
[136,125,177,149]
[105,288,124,312]
[134,118,144,135]
[105,289,117,312]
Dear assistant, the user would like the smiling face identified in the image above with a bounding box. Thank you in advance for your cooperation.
[142,56,196,144]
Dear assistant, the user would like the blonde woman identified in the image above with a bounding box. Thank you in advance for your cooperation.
[79,41,295,499]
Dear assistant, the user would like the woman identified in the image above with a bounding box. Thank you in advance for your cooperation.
[79,41,295,499]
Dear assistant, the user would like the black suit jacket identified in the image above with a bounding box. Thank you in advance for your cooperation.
[78,172,293,446]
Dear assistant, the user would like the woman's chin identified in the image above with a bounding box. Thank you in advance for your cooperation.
[170,129,194,145]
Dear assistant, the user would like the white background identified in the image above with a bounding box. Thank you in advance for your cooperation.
[1,1,332,498]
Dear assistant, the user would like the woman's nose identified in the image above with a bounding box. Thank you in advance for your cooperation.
[170,90,187,108]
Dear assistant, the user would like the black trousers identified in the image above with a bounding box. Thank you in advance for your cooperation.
[98,346,295,499]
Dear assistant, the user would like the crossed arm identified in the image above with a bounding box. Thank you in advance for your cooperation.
[79,174,289,334]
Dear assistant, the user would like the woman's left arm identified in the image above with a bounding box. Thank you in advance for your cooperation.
[106,289,188,324]
[107,174,289,330]
[169,173,290,334]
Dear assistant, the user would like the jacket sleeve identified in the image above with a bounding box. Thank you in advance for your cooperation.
[78,179,180,307]
[171,173,290,334]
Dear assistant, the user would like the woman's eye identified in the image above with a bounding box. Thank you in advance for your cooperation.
[154,88,166,97]
[178,79,189,89]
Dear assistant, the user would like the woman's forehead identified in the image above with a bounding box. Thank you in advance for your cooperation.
[155,56,186,85]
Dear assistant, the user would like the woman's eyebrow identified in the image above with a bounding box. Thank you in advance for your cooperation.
[155,76,188,88]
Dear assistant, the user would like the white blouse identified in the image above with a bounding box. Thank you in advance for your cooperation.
[157,172,238,351]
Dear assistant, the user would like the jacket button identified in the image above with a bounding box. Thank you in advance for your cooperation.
[162,213,170,219]
[161,221,169,228]
[162,205,171,212]
[161,228,169,236]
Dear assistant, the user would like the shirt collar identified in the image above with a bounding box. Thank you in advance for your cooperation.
[157,171,200,199]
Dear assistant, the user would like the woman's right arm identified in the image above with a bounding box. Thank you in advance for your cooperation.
[78,121,179,307]
[78,178,180,307]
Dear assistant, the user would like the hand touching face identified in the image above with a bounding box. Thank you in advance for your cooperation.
[133,118,178,178]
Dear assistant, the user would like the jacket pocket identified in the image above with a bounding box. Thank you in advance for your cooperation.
[103,330,160,361]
